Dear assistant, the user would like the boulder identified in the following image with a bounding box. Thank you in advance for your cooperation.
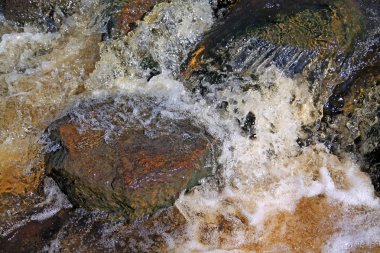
[101,0,169,40]
[45,96,219,219]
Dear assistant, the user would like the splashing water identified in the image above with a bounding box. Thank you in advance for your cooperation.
[0,0,379,252]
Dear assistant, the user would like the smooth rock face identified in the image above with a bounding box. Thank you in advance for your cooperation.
[45,96,219,219]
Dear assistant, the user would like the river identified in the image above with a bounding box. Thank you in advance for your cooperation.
[0,0,379,252]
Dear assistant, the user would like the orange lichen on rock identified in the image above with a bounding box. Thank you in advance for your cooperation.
[189,45,205,69]
[182,45,206,77]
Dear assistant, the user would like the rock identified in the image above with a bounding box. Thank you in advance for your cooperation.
[117,0,169,33]
[0,209,71,253]
[2,0,77,29]
[101,0,169,40]
[105,0,236,39]
[322,33,380,191]
[181,0,362,91]
[53,206,187,252]
[210,0,238,18]
[45,96,219,219]
[107,0,234,38]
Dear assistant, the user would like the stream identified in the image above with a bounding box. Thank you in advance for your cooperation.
[0,0,380,252]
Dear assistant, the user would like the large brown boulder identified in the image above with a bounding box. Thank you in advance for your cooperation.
[44,96,219,219]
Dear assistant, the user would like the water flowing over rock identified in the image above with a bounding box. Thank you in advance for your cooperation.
[117,0,169,34]
[322,33,380,191]
[1,0,380,251]
[182,0,362,92]
[44,96,219,219]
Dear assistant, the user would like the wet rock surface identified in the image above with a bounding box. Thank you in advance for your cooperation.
[182,0,362,92]
[117,0,169,33]
[2,0,77,30]
[0,209,71,253]
[322,34,380,191]
[1,205,187,252]
[104,0,235,39]
[1,0,380,251]
[180,0,380,192]
[45,96,219,219]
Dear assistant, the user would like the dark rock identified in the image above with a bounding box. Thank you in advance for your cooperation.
[321,33,380,191]
[239,111,256,139]
[2,0,77,27]
[211,0,239,18]
[55,206,187,252]
[45,96,219,219]
[182,0,363,91]
[0,209,71,253]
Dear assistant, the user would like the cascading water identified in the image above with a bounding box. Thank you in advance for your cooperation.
[0,0,379,252]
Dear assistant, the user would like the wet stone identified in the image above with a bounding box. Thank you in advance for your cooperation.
[2,0,77,29]
[0,209,71,253]
[321,33,380,191]
[117,0,169,33]
[182,0,362,91]
[44,95,219,220]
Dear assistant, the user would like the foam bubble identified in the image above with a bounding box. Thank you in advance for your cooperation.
[32,177,72,221]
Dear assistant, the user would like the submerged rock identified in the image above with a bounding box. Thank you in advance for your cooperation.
[182,0,362,91]
[44,96,219,219]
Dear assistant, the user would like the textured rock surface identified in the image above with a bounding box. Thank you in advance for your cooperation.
[2,0,76,28]
[117,0,169,33]
[45,96,219,219]
[182,0,362,90]
[322,34,380,191]
[0,210,71,253]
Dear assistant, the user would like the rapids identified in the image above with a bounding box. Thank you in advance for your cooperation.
[0,0,379,252]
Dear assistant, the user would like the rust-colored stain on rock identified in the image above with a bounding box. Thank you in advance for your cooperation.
[45,98,219,219]
[118,0,169,33]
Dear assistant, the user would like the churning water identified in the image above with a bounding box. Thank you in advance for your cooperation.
[0,0,379,252]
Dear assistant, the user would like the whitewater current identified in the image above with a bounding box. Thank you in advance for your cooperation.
[0,0,379,252]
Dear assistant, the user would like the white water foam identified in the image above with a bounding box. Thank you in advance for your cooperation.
[84,0,380,250]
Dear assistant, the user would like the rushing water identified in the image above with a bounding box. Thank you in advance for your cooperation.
[0,0,380,252]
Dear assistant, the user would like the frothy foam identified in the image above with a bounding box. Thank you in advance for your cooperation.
[87,1,380,250]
